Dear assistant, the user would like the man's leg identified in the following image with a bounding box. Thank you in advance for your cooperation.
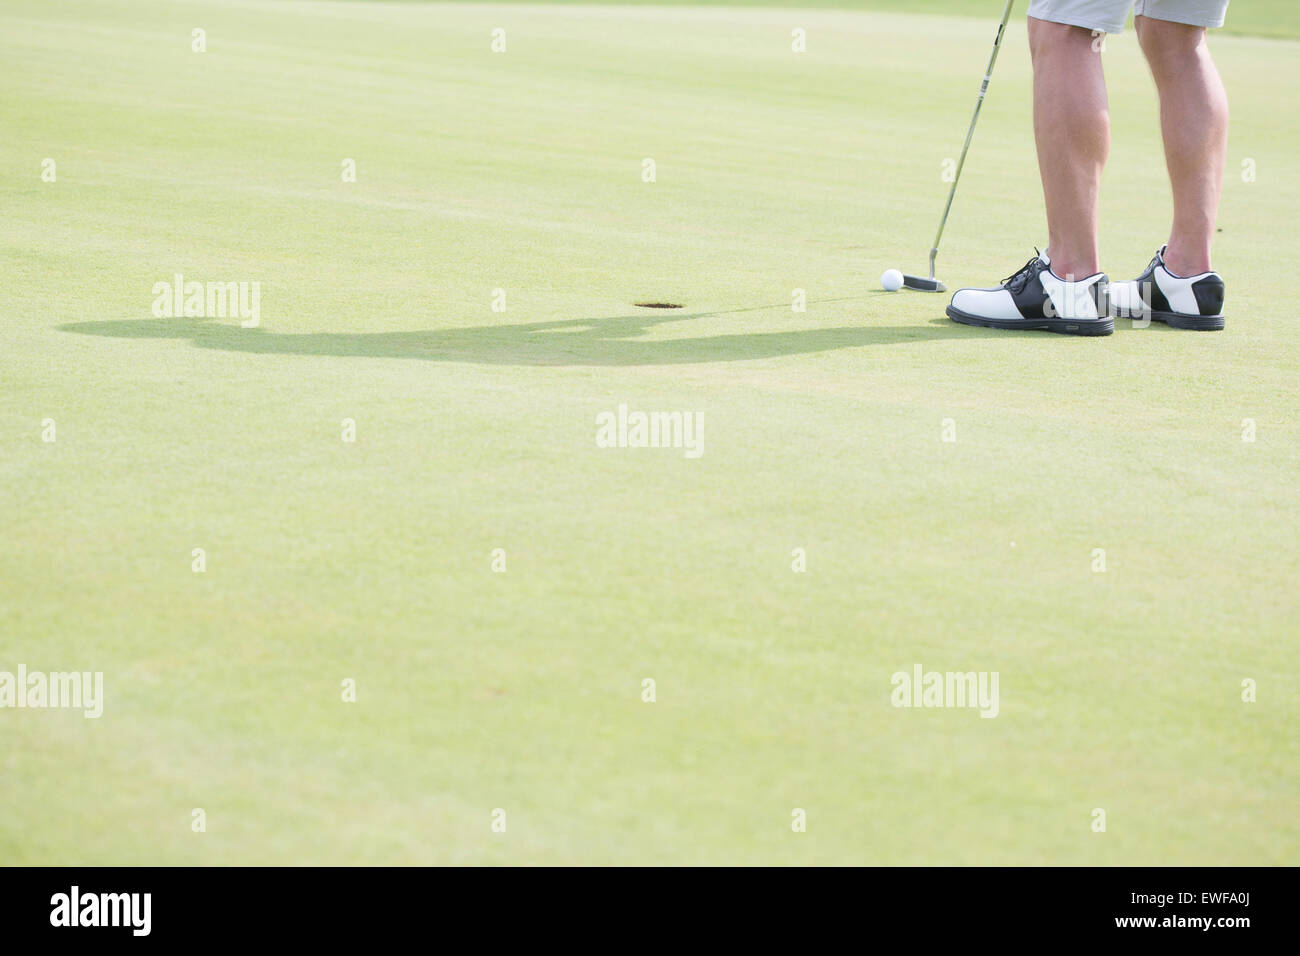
[1028,18,1109,280]
[1136,15,1228,276]
[944,5,1124,336]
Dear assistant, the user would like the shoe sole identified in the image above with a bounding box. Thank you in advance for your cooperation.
[946,306,1114,337]
[1150,310,1226,331]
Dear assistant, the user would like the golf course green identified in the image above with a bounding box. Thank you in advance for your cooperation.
[1,0,1296,865]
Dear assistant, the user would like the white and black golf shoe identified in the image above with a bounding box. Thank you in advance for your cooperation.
[946,250,1113,336]
[1110,245,1226,331]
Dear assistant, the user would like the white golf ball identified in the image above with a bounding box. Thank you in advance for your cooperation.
[881,269,904,292]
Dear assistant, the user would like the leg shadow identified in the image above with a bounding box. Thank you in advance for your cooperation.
[61,305,992,367]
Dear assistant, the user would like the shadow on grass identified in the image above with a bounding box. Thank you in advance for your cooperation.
[61,303,995,367]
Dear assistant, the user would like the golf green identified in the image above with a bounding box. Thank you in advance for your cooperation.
[1,0,1296,865]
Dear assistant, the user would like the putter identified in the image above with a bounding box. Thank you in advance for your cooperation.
[902,0,1016,292]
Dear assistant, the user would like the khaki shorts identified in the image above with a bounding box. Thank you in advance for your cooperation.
[1026,0,1229,34]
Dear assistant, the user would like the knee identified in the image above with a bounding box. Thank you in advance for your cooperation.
[1028,16,1100,62]
[1137,16,1208,73]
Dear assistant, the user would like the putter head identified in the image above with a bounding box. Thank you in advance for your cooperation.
[902,274,947,293]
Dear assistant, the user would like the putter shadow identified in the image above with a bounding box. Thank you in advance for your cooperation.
[60,306,990,367]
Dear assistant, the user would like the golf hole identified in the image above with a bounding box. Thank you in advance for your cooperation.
[635,302,683,309]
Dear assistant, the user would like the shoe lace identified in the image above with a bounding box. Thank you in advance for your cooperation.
[1002,250,1043,293]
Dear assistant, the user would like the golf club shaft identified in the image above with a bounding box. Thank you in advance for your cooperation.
[929,0,1016,278]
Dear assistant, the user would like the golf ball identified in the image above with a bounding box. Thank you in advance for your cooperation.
[881,269,904,292]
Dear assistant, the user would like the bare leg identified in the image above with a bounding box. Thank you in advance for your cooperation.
[1028,17,1109,280]
[1136,16,1229,276]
